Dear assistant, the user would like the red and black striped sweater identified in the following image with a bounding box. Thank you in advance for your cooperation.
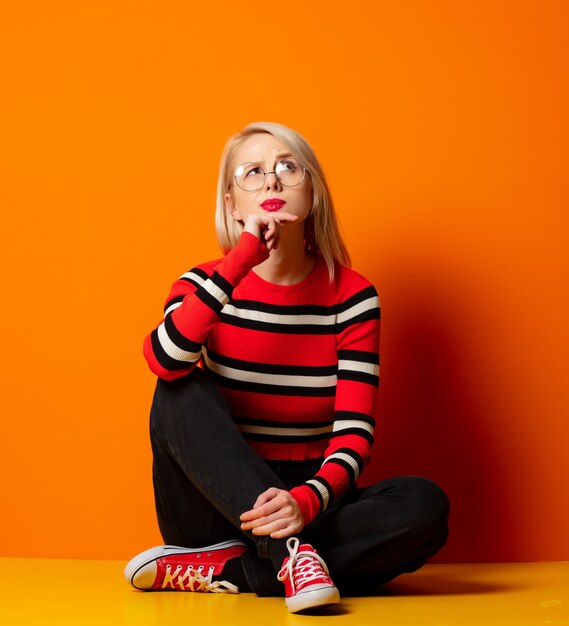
[143,231,381,525]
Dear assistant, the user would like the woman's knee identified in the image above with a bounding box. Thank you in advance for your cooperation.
[367,475,449,536]
[151,367,228,422]
[401,476,450,537]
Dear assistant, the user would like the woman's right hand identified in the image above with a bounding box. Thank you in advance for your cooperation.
[243,213,298,252]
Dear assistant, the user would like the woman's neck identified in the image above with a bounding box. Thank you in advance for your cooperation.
[253,226,314,286]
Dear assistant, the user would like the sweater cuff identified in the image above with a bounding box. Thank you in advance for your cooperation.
[289,485,321,526]
[219,231,270,286]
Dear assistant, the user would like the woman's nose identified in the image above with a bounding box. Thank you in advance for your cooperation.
[265,171,282,190]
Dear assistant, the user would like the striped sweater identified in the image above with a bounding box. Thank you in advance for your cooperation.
[143,231,381,525]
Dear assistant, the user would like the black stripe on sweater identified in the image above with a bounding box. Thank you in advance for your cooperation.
[333,411,376,426]
[337,349,380,365]
[228,285,379,317]
[210,271,234,300]
[195,287,225,314]
[164,314,202,354]
[219,306,379,335]
[335,308,381,333]
[150,329,198,371]
[179,267,210,285]
[338,285,379,313]
[324,457,356,484]
[233,416,335,429]
[337,370,380,387]
[218,315,337,335]
[306,481,325,511]
[328,428,374,445]
[241,432,331,444]
[313,476,334,510]
[163,295,185,314]
[205,347,338,377]
[330,447,365,475]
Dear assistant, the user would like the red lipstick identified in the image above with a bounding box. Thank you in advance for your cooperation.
[261,198,286,212]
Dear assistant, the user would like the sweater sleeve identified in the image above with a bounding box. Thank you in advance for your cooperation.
[143,232,270,380]
[289,283,381,525]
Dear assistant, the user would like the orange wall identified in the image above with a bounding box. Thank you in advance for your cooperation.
[1,1,567,562]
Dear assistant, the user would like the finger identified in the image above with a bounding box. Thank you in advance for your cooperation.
[252,518,301,537]
[271,212,298,222]
[240,490,281,521]
[241,499,281,523]
[266,222,281,251]
[262,218,275,243]
[240,494,288,523]
[241,500,295,528]
[249,516,290,535]
[264,226,276,244]
[251,488,278,510]
[269,524,303,539]
[272,219,281,249]
[266,217,280,236]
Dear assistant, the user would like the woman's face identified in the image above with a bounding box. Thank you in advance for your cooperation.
[224,133,313,226]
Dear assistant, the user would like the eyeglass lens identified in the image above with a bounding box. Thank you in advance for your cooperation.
[234,158,305,191]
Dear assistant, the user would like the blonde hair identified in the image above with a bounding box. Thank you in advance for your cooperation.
[215,121,351,282]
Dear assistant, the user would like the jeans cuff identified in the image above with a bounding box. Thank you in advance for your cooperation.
[256,535,269,558]
[241,550,284,597]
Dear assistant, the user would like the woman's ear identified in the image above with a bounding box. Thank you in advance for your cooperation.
[224,191,243,222]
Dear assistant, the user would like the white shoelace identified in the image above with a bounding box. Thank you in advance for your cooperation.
[277,537,331,594]
[162,563,239,593]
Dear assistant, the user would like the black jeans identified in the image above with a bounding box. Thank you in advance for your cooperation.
[149,366,450,596]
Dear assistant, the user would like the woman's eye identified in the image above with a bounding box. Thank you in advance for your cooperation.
[280,160,296,171]
[246,167,260,176]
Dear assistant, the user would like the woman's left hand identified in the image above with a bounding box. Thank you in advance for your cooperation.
[240,487,305,539]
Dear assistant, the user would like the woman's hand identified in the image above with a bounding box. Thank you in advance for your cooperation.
[240,487,305,539]
[243,213,298,251]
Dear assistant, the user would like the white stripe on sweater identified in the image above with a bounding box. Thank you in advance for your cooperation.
[332,420,374,435]
[306,479,330,510]
[322,452,361,480]
[204,353,337,388]
[221,295,379,327]
[201,279,231,306]
[237,424,333,437]
[338,360,379,376]
[157,323,202,363]
[179,271,207,286]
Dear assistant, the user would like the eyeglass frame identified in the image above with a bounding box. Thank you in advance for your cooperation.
[231,158,309,192]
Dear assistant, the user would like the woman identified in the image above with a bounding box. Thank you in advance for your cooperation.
[124,122,449,613]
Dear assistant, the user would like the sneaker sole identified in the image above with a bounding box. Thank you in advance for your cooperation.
[285,585,341,613]
[124,541,247,588]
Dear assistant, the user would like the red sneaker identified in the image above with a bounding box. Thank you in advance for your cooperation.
[277,537,340,612]
[124,540,247,593]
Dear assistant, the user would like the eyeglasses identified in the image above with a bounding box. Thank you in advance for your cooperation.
[233,157,308,192]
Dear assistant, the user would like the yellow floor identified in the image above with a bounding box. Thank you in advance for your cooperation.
[0,558,568,625]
